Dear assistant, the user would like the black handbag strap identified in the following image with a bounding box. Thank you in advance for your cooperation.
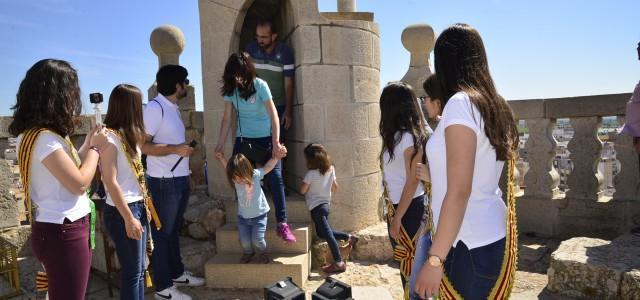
[234,91,244,142]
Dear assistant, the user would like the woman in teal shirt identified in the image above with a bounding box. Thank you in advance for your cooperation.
[214,52,297,243]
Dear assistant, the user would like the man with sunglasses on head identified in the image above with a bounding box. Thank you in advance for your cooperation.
[143,65,204,300]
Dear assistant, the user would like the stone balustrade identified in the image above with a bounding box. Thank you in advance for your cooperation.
[509,93,640,238]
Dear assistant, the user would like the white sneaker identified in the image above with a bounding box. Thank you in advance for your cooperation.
[172,271,205,287]
[154,286,192,300]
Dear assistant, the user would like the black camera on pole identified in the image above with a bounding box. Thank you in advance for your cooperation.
[89,92,103,125]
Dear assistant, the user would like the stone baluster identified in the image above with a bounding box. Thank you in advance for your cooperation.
[613,116,640,200]
[337,0,356,12]
[523,118,561,198]
[400,24,434,97]
[566,117,604,200]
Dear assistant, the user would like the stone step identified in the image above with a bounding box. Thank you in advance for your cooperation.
[216,223,310,254]
[224,193,310,224]
[205,252,309,289]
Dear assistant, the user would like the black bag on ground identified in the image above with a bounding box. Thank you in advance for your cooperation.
[264,277,305,300]
[312,277,352,300]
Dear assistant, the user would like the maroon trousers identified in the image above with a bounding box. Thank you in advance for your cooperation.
[31,215,92,300]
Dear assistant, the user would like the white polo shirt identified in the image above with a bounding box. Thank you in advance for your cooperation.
[426,91,506,250]
[143,94,190,178]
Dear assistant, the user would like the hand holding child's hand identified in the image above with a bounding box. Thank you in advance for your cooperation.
[214,152,224,160]
[274,143,287,159]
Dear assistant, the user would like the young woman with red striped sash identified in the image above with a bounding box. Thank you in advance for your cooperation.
[413,24,519,299]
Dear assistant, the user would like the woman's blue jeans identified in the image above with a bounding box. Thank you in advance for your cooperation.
[103,202,148,300]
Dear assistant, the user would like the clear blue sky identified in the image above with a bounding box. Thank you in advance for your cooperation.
[1,0,638,116]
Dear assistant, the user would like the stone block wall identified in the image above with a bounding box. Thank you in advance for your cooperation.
[200,0,382,231]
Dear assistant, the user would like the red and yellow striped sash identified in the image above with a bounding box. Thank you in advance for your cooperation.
[437,159,518,300]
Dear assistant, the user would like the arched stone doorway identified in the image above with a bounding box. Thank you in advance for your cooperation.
[199,0,381,232]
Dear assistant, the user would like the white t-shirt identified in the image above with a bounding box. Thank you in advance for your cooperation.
[382,131,425,204]
[426,91,506,250]
[303,166,336,210]
[104,132,144,207]
[143,94,190,178]
[16,131,91,224]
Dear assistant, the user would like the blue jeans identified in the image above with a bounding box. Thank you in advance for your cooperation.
[444,238,506,299]
[310,204,349,262]
[147,176,190,291]
[237,213,268,254]
[233,136,287,223]
[103,202,148,300]
[409,229,431,300]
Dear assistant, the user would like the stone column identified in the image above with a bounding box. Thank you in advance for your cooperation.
[400,24,435,97]
[613,116,640,200]
[337,0,356,12]
[148,25,206,185]
[291,16,381,232]
[566,117,605,200]
[523,118,561,198]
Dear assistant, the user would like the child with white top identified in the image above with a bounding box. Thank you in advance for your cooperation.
[299,144,358,274]
[215,151,285,264]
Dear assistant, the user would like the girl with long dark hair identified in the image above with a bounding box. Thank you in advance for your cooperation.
[379,81,429,298]
[101,84,152,300]
[414,23,519,299]
[214,52,296,243]
[10,59,108,300]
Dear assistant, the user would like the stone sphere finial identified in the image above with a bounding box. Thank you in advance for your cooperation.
[401,24,435,55]
[150,24,185,57]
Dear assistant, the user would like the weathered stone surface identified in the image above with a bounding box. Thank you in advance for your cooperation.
[353,66,380,103]
[296,65,351,104]
[191,111,204,129]
[612,123,640,201]
[0,161,19,228]
[188,223,209,240]
[325,104,369,142]
[0,225,31,257]
[566,117,604,201]
[323,142,354,178]
[291,26,321,65]
[547,235,640,299]
[309,222,393,267]
[180,238,216,277]
[331,174,382,232]
[523,118,561,198]
[368,104,380,138]
[353,138,381,176]
[321,26,375,67]
[350,222,393,262]
[621,269,640,299]
[183,193,225,240]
